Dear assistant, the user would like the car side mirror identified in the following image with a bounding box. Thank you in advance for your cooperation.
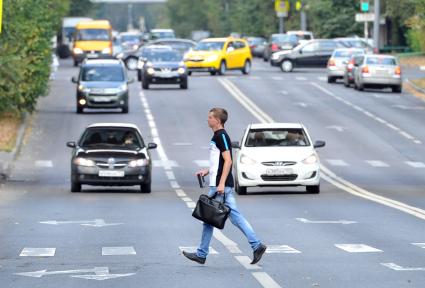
[313,140,326,149]
[147,143,157,150]
[71,76,78,83]
[127,78,135,84]
[67,141,76,148]
[231,141,240,149]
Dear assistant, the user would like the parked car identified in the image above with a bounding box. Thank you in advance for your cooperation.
[232,123,325,195]
[271,39,347,72]
[140,49,188,90]
[352,54,402,93]
[71,59,134,113]
[327,48,365,83]
[67,123,157,193]
[263,34,299,62]
[184,37,252,75]
[246,37,267,57]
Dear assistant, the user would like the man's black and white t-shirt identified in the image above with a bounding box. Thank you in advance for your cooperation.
[209,129,234,187]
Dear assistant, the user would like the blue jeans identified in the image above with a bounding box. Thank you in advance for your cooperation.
[196,187,261,258]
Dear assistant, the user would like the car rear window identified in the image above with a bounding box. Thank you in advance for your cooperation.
[366,57,397,65]
[333,50,364,58]
[82,66,124,82]
[80,128,143,149]
[245,129,310,147]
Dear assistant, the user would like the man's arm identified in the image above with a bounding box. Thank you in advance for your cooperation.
[217,150,232,194]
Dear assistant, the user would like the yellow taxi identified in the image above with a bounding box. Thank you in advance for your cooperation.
[184,37,252,75]
[72,20,113,66]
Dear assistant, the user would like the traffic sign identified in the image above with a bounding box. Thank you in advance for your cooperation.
[275,0,289,14]
[360,0,370,12]
[0,0,3,33]
[355,13,375,22]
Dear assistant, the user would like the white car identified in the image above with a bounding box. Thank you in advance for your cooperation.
[232,123,325,195]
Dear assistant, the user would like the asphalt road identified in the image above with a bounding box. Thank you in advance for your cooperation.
[0,58,424,288]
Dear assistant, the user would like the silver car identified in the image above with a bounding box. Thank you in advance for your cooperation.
[353,55,402,93]
[327,48,365,83]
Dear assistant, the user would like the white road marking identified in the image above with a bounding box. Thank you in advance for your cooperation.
[271,76,283,81]
[335,244,383,253]
[392,104,425,110]
[381,263,425,271]
[311,82,422,144]
[326,159,349,167]
[365,160,389,168]
[181,197,192,202]
[249,76,261,80]
[266,245,301,254]
[186,201,196,209]
[20,248,56,257]
[102,247,136,256]
[170,181,180,189]
[219,78,425,221]
[279,90,288,95]
[153,160,179,168]
[234,256,261,270]
[296,218,356,225]
[165,171,176,180]
[296,76,307,81]
[39,219,122,227]
[213,229,242,253]
[406,161,425,168]
[193,160,210,167]
[252,272,283,288]
[294,102,310,108]
[179,246,218,255]
[175,189,187,197]
[35,160,53,168]
[318,76,327,81]
[173,142,193,146]
[326,125,347,132]
[16,267,135,280]
[412,243,425,249]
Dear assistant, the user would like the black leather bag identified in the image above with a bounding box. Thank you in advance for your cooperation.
[192,193,230,229]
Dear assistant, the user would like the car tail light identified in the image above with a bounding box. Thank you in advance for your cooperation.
[362,65,369,74]
[328,58,336,67]
[250,45,257,49]
[347,59,355,72]
[394,66,401,75]
[271,44,278,51]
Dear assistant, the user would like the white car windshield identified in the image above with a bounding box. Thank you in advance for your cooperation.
[245,129,310,147]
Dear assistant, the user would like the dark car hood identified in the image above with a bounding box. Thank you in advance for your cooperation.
[76,148,145,161]
[80,81,124,89]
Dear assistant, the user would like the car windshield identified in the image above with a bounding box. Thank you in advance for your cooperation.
[194,41,225,51]
[151,31,175,39]
[245,128,310,147]
[82,66,124,82]
[64,27,76,41]
[334,50,364,58]
[366,57,397,65]
[121,35,141,43]
[80,128,143,149]
[144,50,182,62]
[76,29,110,41]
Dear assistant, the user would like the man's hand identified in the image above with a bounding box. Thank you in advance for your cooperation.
[196,168,209,177]
[217,183,225,194]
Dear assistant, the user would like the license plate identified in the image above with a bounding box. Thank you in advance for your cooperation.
[158,72,174,78]
[266,168,293,176]
[87,53,98,58]
[99,170,125,177]
[92,97,111,102]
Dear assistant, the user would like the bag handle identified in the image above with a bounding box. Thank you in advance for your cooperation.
[209,192,226,203]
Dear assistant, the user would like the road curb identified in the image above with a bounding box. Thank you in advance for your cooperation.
[0,113,30,182]
[406,78,425,95]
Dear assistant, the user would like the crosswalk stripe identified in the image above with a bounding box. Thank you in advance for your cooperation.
[20,248,56,257]
[405,161,425,168]
[412,243,425,249]
[102,246,136,256]
[365,160,389,168]
[234,256,261,270]
[252,272,283,288]
[326,159,349,167]
[266,245,301,254]
[335,244,383,253]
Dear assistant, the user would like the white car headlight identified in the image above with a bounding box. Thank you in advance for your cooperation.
[102,47,112,54]
[206,55,219,62]
[137,60,145,69]
[178,67,186,74]
[129,159,148,167]
[240,154,257,165]
[302,154,318,165]
[147,67,155,75]
[74,157,96,167]
[78,85,90,93]
[118,83,128,92]
[73,48,83,54]
[271,53,280,60]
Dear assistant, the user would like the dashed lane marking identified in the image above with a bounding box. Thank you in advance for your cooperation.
[35,160,53,168]
[102,247,136,256]
[406,161,425,168]
[326,159,349,167]
[234,256,261,270]
[335,244,383,253]
[365,160,389,168]
[252,272,283,288]
[20,248,56,257]
[266,245,301,254]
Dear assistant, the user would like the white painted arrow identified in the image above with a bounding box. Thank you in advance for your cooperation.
[296,218,357,225]
[15,267,136,280]
[39,219,123,227]
[71,273,136,280]
[326,125,347,132]
[381,263,425,271]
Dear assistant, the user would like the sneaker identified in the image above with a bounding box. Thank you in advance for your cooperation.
[182,251,206,264]
[251,244,267,264]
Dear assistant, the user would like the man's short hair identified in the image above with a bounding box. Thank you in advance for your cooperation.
[209,107,228,125]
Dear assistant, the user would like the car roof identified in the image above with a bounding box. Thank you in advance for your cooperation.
[83,59,122,66]
[365,54,396,59]
[249,123,304,129]
[144,44,173,50]
[87,123,140,130]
